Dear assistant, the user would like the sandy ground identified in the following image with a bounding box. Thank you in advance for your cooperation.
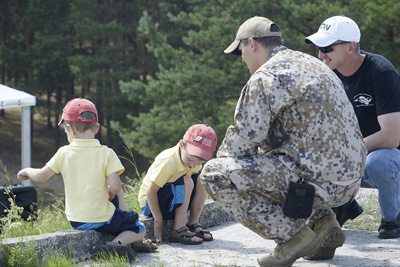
[128,221,400,267]
[79,188,399,267]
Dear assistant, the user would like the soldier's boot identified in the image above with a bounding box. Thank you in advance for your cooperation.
[258,225,321,267]
[303,213,345,260]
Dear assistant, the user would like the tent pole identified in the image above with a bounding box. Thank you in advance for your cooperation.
[21,106,32,186]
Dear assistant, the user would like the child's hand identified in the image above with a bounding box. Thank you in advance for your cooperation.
[17,170,30,181]
[153,219,163,243]
[108,190,115,201]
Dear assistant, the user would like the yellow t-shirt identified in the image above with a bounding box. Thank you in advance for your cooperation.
[138,143,201,208]
[46,139,125,223]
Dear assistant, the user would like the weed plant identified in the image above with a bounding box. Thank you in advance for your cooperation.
[0,158,74,266]
[0,242,41,267]
[92,250,132,266]
[0,159,71,239]
[116,128,145,214]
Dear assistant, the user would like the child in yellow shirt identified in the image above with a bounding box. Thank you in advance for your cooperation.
[138,124,217,244]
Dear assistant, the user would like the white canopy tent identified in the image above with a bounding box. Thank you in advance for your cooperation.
[1,84,36,185]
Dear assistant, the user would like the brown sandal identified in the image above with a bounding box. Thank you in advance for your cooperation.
[187,223,214,242]
[169,226,203,245]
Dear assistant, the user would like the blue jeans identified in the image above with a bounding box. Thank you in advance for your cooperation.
[363,148,400,221]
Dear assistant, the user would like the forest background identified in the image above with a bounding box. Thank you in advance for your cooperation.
[1,0,399,204]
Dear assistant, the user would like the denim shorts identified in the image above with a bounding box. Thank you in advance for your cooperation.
[141,173,198,220]
[70,195,145,235]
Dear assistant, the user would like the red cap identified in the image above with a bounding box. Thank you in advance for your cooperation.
[183,124,217,161]
[58,98,98,126]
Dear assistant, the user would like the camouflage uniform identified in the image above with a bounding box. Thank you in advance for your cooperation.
[201,46,367,243]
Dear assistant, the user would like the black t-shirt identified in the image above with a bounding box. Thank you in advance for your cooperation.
[334,51,400,138]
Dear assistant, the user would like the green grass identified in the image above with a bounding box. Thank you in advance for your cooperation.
[1,242,41,267]
[0,189,71,239]
[88,251,133,266]
[343,189,381,231]
[0,181,142,240]
[0,184,143,266]
[0,240,137,267]
[116,128,145,214]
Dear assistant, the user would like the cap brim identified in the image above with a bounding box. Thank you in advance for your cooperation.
[58,119,64,126]
[186,145,212,161]
[224,39,241,55]
[305,32,336,47]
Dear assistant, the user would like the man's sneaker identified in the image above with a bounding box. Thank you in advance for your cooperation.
[378,213,400,239]
[332,199,364,227]
[95,242,136,262]
[258,225,322,267]
[303,213,345,260]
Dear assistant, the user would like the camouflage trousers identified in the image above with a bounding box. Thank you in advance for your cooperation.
[200,155,360,243]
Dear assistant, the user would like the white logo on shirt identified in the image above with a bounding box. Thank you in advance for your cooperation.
[354,94,373,107]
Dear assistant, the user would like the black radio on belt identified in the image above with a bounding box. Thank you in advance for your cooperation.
[282,178,315,219]
[0,184,37,221]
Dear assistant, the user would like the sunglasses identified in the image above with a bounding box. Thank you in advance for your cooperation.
[318,41,350,54]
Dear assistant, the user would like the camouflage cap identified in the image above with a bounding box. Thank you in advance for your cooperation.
[224,16,282,55]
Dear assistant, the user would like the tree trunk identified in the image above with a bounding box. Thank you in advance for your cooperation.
[47,89,52,129]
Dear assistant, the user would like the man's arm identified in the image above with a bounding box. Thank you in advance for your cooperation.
[218,75,279,157]
[364,112,400,152]
[17,166,55,182]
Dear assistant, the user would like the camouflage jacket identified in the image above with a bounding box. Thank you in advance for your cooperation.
[217,46,367,185]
